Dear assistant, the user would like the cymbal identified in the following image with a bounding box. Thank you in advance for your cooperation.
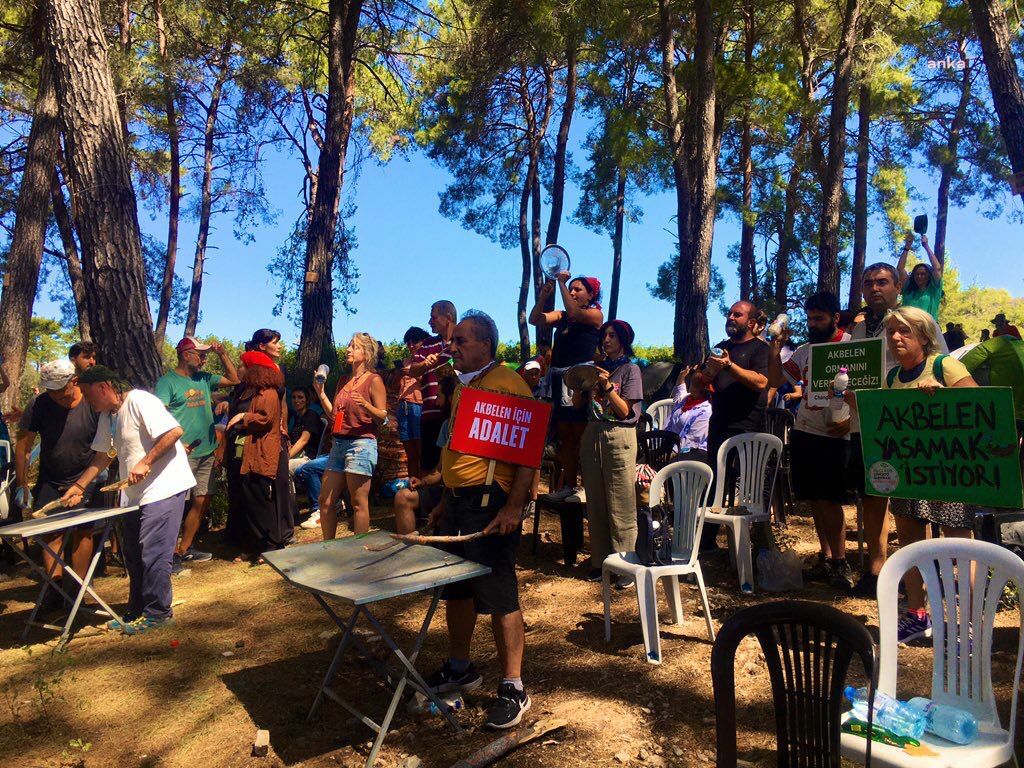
[563,363,601,391]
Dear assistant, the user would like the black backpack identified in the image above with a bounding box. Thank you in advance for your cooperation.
[635,502,674,566]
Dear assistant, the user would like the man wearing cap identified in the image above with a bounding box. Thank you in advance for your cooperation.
[992,313,1022,341]
[62,366,196,633]
[156,337,238,566]
[518,360,543,396]
[14,359,102,608]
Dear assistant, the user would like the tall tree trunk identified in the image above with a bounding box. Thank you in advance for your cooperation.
[738,1,755,301]
[50,171,91,339]
[153,0,179,348]
[44,0,161,387]
[517,154,538,362]
[184,52,229,338]
[850,82,870,309]
[816,0,861,295]
[775,126,808,310]
[608,167,627,320]
[678,0,717,364]
[0,56,60,411]
[297,0,363,372]
[935,44,972,265]
[544,44,576,247]
[116,0,132,135]
[966,0,1024,178]
[658,0,693,361]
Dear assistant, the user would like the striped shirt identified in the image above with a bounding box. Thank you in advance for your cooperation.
[411,336,451,420]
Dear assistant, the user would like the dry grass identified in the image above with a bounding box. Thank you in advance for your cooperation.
[0,505,1021,768]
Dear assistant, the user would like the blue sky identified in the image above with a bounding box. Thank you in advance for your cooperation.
[34,133,1024,349]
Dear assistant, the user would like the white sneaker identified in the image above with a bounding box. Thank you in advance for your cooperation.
[299,511,321,530]
[566,486,586,503]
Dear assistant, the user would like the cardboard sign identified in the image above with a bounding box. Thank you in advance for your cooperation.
[858,387,1023,508]
[449,388,552,469]
[808,338,885,407]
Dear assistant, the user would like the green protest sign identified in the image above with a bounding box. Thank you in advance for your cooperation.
[858,387,1023,508]
[807,338,884,407]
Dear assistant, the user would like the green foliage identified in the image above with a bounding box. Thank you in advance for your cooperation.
[939,264,1024,342]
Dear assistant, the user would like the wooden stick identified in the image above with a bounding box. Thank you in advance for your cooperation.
[481,460,496,507]
[387,530,488,546]
[30,499,65,519]
[449,719,567,768]
[100,479,131,493]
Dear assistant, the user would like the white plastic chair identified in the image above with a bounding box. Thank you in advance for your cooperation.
[0,440,11,521]
[602,460,715,664]
[841,538,1024,768]
[701,433,782,594]
[646,398,674,431]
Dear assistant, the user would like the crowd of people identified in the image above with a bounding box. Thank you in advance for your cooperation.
[6,233,1024,731]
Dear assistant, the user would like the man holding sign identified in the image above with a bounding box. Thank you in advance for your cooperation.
[768,292,855,588]
[425,310,541,730]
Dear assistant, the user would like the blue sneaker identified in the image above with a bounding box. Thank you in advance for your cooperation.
[106,614,139,631]
[897,611,932,644]
[124,616,173,635]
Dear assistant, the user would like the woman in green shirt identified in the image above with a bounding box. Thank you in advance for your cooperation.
[896,231,943,321]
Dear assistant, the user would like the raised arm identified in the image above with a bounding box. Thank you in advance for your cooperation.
[528,280,561,328]
[920,234,942,278]
[896,231,914,286]
[211,343,240,387]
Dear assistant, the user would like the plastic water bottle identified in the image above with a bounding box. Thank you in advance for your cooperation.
[844,686,926,739]
[428,694,465,716]
[314,364,329,383]
[768,313,789,337]
[827,367,850,425]
[906,697,979,745]
[711,347,725,358]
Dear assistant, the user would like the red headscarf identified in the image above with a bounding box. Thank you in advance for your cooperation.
[240,351,278,371]
[574,276,602,309]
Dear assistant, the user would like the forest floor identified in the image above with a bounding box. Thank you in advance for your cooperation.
[0,501,1022,768]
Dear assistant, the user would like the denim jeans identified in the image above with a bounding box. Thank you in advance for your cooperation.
[294,455,329,511]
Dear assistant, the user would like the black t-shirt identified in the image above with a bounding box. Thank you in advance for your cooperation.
[709,337,770,435]
[289,409,324,459]
[551,314,601,367]
[18,393,99,487]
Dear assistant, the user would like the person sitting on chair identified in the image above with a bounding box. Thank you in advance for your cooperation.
[662,364,712,463]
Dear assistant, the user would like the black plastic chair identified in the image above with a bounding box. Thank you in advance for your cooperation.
[764,408,796,524]
[637,430,680,471]
[711,600,875,768]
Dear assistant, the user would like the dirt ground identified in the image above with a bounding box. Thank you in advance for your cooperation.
[0,504,1022,768]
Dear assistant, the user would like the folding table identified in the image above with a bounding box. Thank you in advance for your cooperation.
[0,504,139,649]
[263,532,491,767]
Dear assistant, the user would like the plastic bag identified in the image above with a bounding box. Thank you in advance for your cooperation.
[757,548,804,592]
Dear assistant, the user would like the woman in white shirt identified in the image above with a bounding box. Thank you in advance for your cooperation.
[662,365,713,462]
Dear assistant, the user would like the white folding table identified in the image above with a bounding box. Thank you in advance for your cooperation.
[0,505,139,649]
[263,531,491,767]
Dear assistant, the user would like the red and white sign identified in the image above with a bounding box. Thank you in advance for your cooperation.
[448,388,552,469]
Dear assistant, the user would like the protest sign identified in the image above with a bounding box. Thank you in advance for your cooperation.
[808,338,885,407]
[858,387,1023,508]
[449,388,552,468]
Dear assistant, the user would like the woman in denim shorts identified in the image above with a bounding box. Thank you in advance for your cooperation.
[313,333,388,538]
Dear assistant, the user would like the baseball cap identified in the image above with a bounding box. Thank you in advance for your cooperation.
[176,336,213,353]
[39,359,76,390]
[77,365,125,386]
[523,360,542,372]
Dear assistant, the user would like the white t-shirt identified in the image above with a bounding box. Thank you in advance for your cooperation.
[782,331,851,439]
[92,390,196,506]
[848,312,948,433]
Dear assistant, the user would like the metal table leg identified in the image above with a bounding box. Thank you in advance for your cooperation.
[43,522,122,650]
[307,588,460,768]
